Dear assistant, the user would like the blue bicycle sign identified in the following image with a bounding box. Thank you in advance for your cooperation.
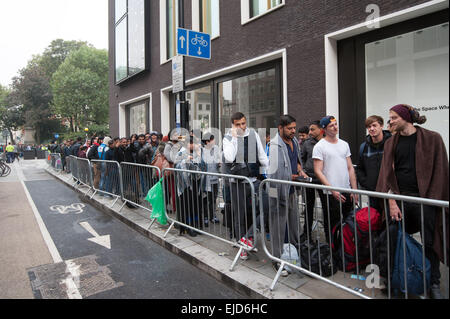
[177,28,211,60]
[191,34,209,47]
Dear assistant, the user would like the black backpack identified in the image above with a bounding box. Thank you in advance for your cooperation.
[300,241,338,277]
[372,221,398,280]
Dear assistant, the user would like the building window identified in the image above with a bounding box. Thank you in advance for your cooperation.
[166,0,178,60]
[115,0,127,22]
[199,0,220,38]
[241,0,283,24]
[186,85,212,131]
[218,67,280,134]
[127,100,149,136]
[250,0,282,18]
[365,22,449,152]
[115,0,147,83]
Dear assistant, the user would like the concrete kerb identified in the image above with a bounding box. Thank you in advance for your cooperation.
[45,167,310,300]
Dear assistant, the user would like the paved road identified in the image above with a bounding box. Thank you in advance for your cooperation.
[0,160,244,299]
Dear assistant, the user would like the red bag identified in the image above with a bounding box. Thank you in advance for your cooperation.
[151,153,173,178]
[332,207,382,272]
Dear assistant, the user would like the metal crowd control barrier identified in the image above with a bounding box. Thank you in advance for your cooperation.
[71,157,94,196]
[259,179,449,299]
[69,155,79,183]
[45,151,50,165]
[49,153,62,171]
[63,155,72,174]
[161,168,259,272]
[90,160,123,208]
[119,163,160,219]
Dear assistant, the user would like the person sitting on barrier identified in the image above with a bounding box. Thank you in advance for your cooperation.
[267,115,306,276]
[299,120,329,244]
[223,112,269,260]
[313,116,358,243]
[377,104,449,299]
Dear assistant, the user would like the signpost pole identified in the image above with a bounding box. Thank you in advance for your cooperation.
[178,0,189,132]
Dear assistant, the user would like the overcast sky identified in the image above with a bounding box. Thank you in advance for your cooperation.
[0,0,108,87]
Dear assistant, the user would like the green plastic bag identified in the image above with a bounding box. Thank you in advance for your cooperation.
[145,179,167,225]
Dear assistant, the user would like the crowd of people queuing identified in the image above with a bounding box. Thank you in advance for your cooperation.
[44,103,447,298]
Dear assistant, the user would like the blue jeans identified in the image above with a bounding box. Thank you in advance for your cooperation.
[99,163,107,192]
[105,167,118,195]
[6,152,13,163]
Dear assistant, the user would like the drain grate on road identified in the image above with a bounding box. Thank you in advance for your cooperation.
[28,255,123,299]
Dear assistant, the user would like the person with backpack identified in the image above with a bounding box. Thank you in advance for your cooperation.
[356,115,392,211]
[97,137,111,195]
[377,104,448,299]
[223,112,269,260]
[313,116,358,243]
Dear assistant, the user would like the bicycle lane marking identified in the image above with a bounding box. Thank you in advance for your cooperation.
[16,163,63,264]
[15,163,83,299]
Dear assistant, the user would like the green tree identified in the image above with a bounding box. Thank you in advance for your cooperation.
[39,39,89,78]
[51,46,109,132]
[9,63,53,143]
[7,40,91,143]
[0,85,25,144]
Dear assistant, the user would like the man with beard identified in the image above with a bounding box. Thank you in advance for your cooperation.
[377,104,448,299]
[268,115,306,276]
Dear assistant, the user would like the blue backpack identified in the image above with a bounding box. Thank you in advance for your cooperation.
[392,223,431,296]
[97,143,108,160]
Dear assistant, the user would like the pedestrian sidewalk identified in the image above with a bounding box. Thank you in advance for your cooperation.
[45,166,366,299]
[0,162,55,298]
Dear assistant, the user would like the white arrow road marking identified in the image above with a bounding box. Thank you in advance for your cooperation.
[179,35,186,49]
[80,222,111,250]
